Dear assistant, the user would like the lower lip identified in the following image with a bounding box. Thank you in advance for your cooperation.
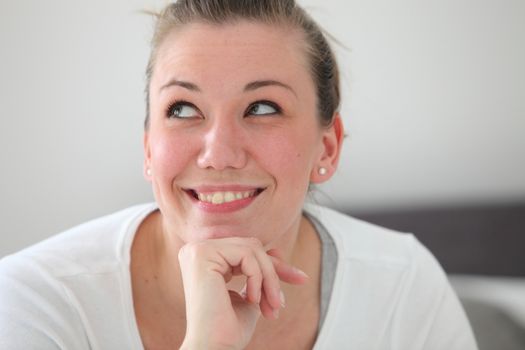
[187,192,260,213]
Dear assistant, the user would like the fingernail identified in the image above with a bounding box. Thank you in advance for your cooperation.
[280,291,286,308]
[240,285,247,298]
[273,308,280,319]
[294,267,309,278]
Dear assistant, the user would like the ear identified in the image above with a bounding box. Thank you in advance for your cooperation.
[143,131,152,181]
[310,113,344,184]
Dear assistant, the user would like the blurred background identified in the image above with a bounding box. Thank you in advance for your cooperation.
[1,0,524,348]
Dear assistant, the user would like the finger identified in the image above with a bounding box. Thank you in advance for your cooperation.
[230,240,281,311]
[267,248,304,284]
[225,238,280,310]
[249,244,282,311]
[259,289,277,320]
[245,269,262,304]
[217,247,263,305]
[266,248,284,260]
[269,255,309,285]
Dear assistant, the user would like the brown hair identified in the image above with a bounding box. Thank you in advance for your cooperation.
[144,0,340,129]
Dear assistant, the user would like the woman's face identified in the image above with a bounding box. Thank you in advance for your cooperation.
[145,21,342,245]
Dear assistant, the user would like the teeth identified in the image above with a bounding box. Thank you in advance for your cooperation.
[211,192,223,204]
[224,192,236,203]
[195,190,258,204]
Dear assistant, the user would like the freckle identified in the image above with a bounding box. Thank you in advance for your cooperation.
[154,275,158,280]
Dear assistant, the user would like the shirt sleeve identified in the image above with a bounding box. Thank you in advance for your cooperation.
[393,237,479,350]
[0,255,90,350]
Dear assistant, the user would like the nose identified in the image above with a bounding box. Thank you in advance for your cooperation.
[196,117,248,170]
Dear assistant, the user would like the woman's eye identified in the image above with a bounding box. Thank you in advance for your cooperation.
[167,102,199,119]
[246,101,281,116]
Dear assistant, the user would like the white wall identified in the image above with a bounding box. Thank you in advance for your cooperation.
[306,0,525,211]
[1,0,524,257]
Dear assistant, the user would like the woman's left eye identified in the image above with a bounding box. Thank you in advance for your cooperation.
[167,101,200,119]
[246,101,281,116]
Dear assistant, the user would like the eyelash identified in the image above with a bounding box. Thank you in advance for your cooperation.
[166,100,200,119]
[165,100,283,119]
[245,100,282,116]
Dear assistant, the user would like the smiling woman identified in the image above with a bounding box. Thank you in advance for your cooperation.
[0,1,477,349]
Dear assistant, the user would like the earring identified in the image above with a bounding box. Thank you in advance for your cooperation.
[318,167,327,176]
[146,168,152,176]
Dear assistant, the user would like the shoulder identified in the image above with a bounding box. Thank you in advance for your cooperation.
[305,203,448,303]
[0,202,157,277]
[0,203,157,349]
[305,203,420,267]
[307,204,477,349]
[305,203,447,301]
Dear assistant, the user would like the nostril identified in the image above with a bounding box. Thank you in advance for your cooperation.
[196,132,248,171]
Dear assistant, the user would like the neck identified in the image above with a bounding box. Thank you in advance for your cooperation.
[132,208,319,318]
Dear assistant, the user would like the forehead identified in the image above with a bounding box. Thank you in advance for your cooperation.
[151,21,313,91]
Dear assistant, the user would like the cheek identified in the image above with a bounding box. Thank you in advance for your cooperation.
[253,127,320,183]
[150,132,196,177]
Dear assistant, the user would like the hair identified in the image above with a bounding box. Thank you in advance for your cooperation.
[144,0,340,129]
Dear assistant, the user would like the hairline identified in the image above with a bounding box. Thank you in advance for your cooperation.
[144,18,317,130]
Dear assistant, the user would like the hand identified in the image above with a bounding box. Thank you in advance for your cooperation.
[178,237,308,350]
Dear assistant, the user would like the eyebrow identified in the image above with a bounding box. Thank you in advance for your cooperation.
[160,79,297,97]
[160,79,201,92]
[244,80,297,98]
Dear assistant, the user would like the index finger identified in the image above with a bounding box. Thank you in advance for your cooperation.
[267,251,309,285]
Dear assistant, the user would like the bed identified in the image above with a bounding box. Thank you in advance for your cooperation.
[353,202,525,350]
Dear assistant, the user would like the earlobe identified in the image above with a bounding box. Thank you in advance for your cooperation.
[310,114,344,184]
[143,132,152,180]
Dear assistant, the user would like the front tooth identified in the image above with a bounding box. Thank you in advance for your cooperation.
[211,192,225,204]
[224,192,235,203]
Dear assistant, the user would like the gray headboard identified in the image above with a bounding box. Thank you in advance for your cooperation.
[353,202,525,276]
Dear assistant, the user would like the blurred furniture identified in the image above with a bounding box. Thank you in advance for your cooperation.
[353,202,525,350]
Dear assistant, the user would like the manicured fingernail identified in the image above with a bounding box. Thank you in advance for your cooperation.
[280,291,286,308]
[294,267,309,278]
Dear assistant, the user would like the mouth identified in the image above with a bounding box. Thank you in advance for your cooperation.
[184,188,265,205]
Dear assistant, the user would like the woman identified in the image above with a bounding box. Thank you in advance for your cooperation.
[0,1,477,349]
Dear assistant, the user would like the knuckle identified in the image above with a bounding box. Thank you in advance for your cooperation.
[178,241,208,261]
[246,237,262,248]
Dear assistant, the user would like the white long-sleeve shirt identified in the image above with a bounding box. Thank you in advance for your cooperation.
[0,203,477,349]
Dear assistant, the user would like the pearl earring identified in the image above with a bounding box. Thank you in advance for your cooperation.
[146,168,152,176]
[318,167,327,176]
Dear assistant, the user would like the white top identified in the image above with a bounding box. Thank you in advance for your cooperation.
[0,203,478,349]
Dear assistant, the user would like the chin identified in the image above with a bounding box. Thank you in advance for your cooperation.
[188,226,255,242]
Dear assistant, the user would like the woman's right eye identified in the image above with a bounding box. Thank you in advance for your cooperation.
[167,101,200,119]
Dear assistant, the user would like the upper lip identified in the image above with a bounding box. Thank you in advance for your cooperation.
[184,185,266,193]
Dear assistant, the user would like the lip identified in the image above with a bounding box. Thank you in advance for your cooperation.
[183,185,265,214]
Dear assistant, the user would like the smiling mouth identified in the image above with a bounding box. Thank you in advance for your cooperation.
[186,188,265,205]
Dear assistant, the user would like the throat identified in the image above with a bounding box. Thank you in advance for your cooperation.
[131,210,188,348]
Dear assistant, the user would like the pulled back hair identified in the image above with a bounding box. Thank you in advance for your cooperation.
[144,0,340,129]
